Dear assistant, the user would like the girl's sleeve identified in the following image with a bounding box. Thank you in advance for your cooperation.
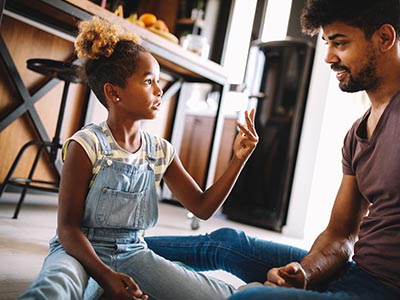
[62,129,99,166]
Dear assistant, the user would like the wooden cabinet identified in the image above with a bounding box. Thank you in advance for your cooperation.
[180,114,237,188]
[180,114,214,188]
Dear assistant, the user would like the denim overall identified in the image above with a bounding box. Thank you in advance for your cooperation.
[19,124,235,300]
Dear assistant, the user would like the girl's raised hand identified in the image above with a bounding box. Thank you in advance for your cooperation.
[233,109,258,162]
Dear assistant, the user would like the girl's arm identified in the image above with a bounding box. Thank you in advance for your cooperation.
[57,141,147,300]
[163,109,258,220]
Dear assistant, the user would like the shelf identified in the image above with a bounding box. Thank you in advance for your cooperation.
[176,18,205,28]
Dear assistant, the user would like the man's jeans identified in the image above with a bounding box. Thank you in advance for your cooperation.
[145,227,399,300]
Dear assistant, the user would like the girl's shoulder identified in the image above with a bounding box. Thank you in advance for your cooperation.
[62,122,106,164]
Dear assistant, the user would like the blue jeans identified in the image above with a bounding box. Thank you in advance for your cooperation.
[19,229,235,300]
[145,227,399,300]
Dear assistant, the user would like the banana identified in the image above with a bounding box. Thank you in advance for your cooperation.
[148,27,179,44]
[126,13,137,23]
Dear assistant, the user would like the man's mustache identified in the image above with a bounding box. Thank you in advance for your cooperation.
[331,63,350,72]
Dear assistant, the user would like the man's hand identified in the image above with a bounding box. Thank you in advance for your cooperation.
[264,262,308,289]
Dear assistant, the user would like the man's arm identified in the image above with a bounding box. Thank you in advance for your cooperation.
[266,174,370,289]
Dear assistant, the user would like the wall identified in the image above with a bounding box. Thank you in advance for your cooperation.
[222,0,258,84]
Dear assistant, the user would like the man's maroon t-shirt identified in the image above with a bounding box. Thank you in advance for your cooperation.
[342,91,400,294]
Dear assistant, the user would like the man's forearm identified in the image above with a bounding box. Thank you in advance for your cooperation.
[300,231,354,288]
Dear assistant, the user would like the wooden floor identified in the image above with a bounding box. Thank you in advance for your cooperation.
[0,192,308,300]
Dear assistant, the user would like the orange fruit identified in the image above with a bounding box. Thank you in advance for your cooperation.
[139,13,157,27]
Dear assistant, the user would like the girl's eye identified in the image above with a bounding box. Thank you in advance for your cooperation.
[144,79,152,85]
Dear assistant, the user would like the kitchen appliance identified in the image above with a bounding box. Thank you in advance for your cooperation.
[222,39,315,232]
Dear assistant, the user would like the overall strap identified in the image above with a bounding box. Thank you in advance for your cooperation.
[82,123,113,158]
[142,131,157,162]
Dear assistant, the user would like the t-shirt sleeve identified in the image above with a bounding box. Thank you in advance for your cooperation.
[62,129,99,166]
[156,136,176,167]
[151,135,176,184]
[342,126,356,176]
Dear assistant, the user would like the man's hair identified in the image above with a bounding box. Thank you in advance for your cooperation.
[300,0,400,38]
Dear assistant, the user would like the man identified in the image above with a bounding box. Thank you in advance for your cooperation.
[145,0,400,299]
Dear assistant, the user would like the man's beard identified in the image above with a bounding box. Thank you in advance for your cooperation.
[337,47,380,93]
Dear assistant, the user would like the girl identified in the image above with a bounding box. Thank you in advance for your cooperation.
[19,16,258,300]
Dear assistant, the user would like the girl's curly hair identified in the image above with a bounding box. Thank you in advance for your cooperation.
[75,16,147,107]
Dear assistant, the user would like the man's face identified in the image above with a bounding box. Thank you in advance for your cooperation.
[322,22,381,93]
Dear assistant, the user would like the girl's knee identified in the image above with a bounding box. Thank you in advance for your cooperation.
[45,251,89,283]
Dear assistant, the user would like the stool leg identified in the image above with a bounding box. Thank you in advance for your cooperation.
[0,140,42,199]
[13,144,46,219]
[50,81,70,164]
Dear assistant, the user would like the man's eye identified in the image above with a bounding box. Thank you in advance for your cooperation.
[334,41,346,47]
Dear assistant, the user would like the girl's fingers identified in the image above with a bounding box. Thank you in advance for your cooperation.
[249,109,256,133]
[123,277,147,299]
[236,121,258,142]
[243,109,257,135]
[236,122,257,141]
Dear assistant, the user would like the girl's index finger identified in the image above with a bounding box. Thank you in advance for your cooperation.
[243,109,257,134]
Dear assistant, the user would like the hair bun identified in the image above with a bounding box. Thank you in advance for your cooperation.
[75,16,141,60]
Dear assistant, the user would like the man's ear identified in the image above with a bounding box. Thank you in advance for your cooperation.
[376,24,396,52]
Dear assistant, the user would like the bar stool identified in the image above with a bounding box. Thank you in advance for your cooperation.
[0,58,83,219]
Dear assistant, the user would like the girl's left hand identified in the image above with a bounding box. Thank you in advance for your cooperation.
[233,109,258,162]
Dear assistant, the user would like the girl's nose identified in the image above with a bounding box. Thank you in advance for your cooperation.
[156,87,163,97]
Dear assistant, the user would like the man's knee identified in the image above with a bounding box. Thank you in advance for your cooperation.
[209,227,245,240]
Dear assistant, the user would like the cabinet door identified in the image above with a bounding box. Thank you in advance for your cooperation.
[180,114,213,188]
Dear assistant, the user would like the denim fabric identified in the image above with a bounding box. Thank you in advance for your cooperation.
[18,240,90,300]
[18,125,235,300]
[145,227,400,300]
[81,125,159,230]
[81,228,235,300]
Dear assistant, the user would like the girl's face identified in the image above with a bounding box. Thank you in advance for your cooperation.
[115,52,163,120]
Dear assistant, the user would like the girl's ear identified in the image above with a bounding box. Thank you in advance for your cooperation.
[104,83,120,103]
[376,24,396,52]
